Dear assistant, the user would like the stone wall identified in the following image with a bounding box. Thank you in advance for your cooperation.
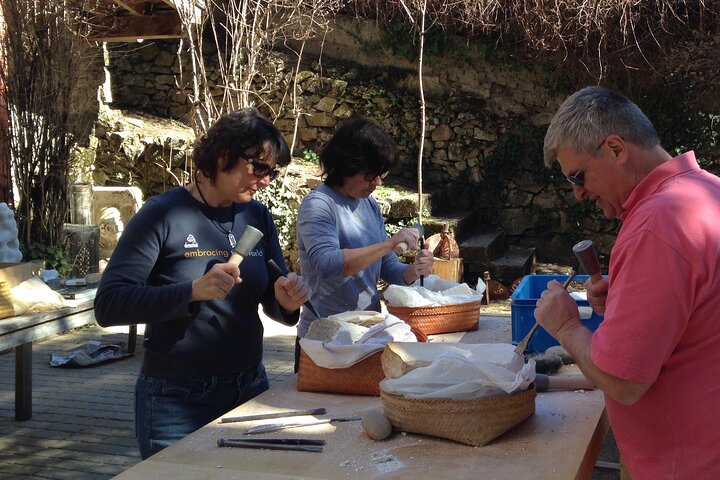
[100,17,619,264]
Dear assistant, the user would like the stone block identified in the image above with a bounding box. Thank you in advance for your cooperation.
[488,245,536,284]
[459,229,507,265]
[431,124,452,142]
[305,112,335,128]
[315,97,337,113]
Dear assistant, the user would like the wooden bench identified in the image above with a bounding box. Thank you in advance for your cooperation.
[0,296,97,420]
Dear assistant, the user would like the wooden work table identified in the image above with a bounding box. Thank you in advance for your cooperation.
[115,314,608,480]
[0,295,96,420]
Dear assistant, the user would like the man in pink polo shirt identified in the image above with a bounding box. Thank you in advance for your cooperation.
[535,86,720,479]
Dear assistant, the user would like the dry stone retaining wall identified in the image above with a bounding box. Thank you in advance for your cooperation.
[99,18,618,263]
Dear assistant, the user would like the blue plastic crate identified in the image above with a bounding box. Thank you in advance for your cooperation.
[510,274,604,353]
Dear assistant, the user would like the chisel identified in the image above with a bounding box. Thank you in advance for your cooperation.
[220,407,326,424]
[217,438,323,452]
[244,416,362,435]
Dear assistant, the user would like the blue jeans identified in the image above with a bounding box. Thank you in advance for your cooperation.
[135,363,269,459]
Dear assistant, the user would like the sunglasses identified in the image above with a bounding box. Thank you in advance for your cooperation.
[564,138,607,187]
[565,167,585,187]
[240,152,280,181]
[363,171,390,182]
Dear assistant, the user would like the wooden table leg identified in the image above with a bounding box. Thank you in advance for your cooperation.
[15,343,32,421]
[127,324,137,354]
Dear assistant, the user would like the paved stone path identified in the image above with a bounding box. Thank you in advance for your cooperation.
[0,316,296,480]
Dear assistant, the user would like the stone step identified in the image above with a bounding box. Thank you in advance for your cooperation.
[458,229,508,265]
[376,192,432,221]
[463,245,536,285]
[421,211,472,239]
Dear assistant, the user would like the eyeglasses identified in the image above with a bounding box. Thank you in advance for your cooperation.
[564,138,607,187]
[363,171,390,182]
[240,152,280,181]
[565,167,586,187]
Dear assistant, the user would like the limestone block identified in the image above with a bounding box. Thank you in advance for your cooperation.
[98,207,124,259]
[305,112,335,128]
[305,318,368,345]
[314,97,337,113]
[298,127,318,142]
[333,102,354,118]
[92,186,143,234]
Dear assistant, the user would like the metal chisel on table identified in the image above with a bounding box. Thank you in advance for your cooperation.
[220,407,326,424]
[217,438,325,452]
[244,415,361,435]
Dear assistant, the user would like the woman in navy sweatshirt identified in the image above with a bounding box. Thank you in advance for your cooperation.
[94,108,310,459]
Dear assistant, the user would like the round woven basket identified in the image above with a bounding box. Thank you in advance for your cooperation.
[380,384,536,447]
[386,300,482,336]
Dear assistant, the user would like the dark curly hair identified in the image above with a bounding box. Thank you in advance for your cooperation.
[320,115,398,187]
[192,107,290,182]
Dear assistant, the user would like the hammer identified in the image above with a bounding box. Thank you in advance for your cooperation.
[228,225,264,266]
[572,240,603,283]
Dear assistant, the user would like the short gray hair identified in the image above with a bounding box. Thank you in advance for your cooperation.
[543,86,660,167]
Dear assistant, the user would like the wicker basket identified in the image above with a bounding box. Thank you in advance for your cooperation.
[380,384,536,446]
[386,300,482,336]
[296,349,385,396]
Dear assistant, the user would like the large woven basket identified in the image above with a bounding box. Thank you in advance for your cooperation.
[386,300,482,336]
[296,349,385,396]
[380,384,536,447]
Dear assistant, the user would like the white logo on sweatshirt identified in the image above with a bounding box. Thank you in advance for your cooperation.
[184,234,199,249]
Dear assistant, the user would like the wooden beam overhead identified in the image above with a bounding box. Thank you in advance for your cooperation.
[114,0,147,16]
[88,11,183,42]
[158,0,181,9]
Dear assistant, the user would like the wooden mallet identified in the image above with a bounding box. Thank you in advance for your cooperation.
[572,239,603,283]
[228,225,264,266]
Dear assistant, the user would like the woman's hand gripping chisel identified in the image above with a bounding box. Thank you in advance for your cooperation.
[266,259,322,321]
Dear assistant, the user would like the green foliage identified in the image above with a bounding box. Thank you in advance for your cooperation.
[385,212,430,237]
[473,34,526,73]
[21,242,72,278]
[302,149,320,164]
[379,23,466,66]
[254,179,301,254]
[637,85,720,173]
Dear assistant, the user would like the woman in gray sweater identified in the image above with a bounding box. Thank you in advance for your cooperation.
[296,115,433,341]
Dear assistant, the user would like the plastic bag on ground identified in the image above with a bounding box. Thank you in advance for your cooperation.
[50,341,133,368]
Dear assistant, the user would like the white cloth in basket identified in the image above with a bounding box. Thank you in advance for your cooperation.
[300,313,417,368]
[380,343,536,399]
[383,275,484,308]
